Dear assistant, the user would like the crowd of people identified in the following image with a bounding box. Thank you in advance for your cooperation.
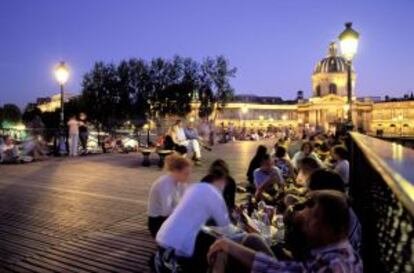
[147,129,362,273]
[0,114,90,164]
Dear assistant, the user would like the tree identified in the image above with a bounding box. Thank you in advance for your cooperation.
[198,56,236,118]
[79,55,237,128]
[81,62,127,132]
[22,104,42,123]
[2,104,22,123]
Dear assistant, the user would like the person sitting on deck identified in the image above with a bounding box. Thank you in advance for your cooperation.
[155,168,230,273]
[147,154,192,238]
[170,119,202,164]
[273,146,295,183]
[207,190,363,273]
[208,159,237,216]
[295,157,321,187]
[331,145,350,187]
[246,145,268,191]
[253,153,284,201]
[291,141,324,170]
[0,136,20,163]
[308,169,362,253]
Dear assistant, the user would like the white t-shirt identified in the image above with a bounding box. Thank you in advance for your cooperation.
[174,126,187,143]
[334,160,350,185]
[156,183,230,257]
[147,175,186,217]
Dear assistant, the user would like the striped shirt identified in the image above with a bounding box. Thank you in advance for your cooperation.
[252,241,362,273]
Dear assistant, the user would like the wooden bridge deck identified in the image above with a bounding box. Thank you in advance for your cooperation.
[0,141,265,272]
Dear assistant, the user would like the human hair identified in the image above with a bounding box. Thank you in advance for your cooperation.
[209,159,230,176]
[332,145,349,160]
[201,168,227,184]
[301,141,313,152]
[164,154,191,172]
[308,169,346,193]
[255,145,267,158]
[275,146,287,158]
[298,157,320,172]
[310,190,350,237]
[260,153,272,165]
[175,119,182,125]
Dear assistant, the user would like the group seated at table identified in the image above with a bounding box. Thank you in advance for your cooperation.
[147,131,361,273]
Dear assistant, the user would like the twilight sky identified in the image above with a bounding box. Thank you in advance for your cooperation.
[1,0,414,107]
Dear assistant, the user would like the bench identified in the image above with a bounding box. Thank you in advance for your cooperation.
[140,149,152,167]
[157,150,173,168]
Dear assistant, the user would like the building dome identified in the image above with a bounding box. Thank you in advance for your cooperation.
[311,42,356,97]
[313,43,349,74]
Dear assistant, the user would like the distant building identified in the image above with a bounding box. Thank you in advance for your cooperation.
[189,42,414,136]
[36,92,76,112]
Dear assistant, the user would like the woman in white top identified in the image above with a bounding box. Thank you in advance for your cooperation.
[291,141,324,170]
[331,145,350,186]
[155,168,230,272]
[147,154,192,238]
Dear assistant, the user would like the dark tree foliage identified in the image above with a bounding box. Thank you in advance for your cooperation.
[78,55,236,129]
[22,104,42,123]
[1,104,22,123]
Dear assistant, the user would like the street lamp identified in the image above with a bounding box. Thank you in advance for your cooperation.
[54,61,69,155]
[339,22,359,131]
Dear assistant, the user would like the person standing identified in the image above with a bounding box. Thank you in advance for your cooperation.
[78,113,89,155]
[67,116,80,157]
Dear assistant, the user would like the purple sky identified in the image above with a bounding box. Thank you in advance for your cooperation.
[1,0,414,107]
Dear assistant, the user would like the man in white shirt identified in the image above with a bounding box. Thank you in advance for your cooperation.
[155,169,230,272]
[147,154,192,237]
[171,119,202,163]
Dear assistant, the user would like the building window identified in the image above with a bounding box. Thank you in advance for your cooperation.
[315,85,321,96]
[329,83,337,94]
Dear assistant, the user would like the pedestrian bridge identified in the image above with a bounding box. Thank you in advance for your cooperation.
[0,134,413,272]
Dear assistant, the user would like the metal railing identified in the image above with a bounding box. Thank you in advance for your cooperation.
[348,133,414,273]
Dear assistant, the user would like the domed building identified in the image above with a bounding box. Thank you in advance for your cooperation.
[197,41,414,137]
[312,42,356,98]
[296,42,372,132]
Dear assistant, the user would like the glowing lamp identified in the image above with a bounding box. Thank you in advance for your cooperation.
[338,22,360,61]
[54,61,69,85]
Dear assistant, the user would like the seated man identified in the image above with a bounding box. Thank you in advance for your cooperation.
[208,190,363,273]
[155,169,231,273]
[170,119,202,163]
[0,136,19,163]
[253,153,284,200]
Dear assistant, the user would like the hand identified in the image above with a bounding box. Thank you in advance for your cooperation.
[207,239,231,264]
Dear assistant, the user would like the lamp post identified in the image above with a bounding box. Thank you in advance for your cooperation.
[339,22,359,131]
[54,61,70,155]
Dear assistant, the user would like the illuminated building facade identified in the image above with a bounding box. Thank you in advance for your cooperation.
[36,93,74,112]
[210,42,414,136]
